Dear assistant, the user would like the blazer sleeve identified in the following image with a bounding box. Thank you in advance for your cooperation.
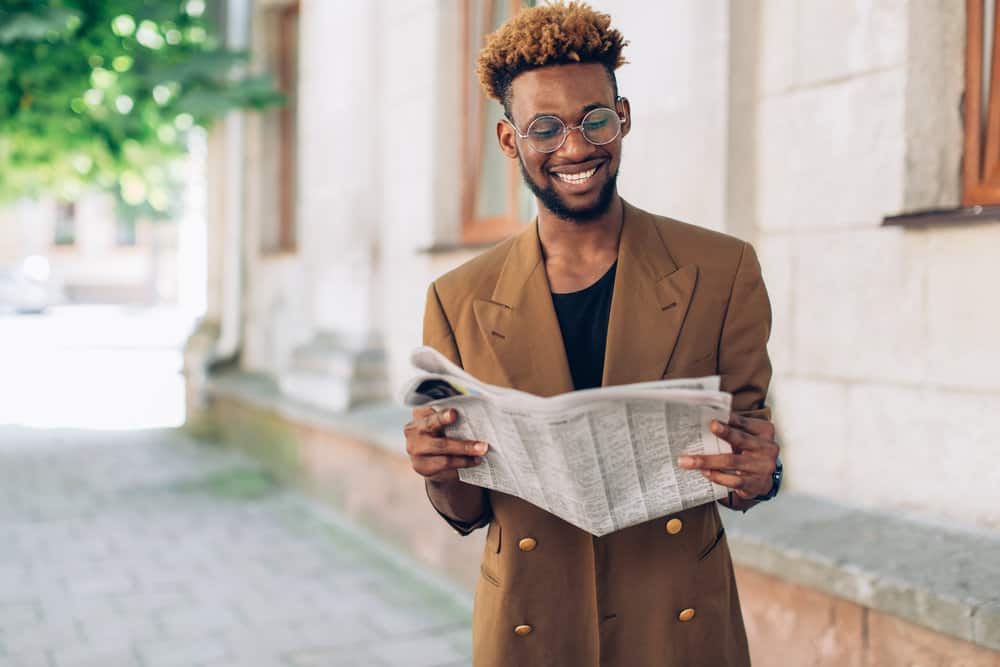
[718,242,773,421]
[421,282,493,535]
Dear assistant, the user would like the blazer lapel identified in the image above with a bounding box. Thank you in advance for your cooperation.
[473,223,574,397]
[602,202,699,386]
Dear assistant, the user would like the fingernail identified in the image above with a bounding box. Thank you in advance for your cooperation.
[678,456,694,468]
[446,410,456,422]
[702,471,711,478]
[474,442,488,454]
[710,421,723,435]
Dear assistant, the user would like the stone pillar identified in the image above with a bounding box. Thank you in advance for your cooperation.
[277,0,388,412]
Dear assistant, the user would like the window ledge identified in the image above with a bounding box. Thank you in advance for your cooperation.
[722,493,1000,651]
[417,240,506,256]
[882,205,1000,228]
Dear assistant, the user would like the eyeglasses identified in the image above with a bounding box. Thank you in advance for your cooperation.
[505,100,627,154]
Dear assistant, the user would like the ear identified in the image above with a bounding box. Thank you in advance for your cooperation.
[497,119,519,159]
[617,97,632,138]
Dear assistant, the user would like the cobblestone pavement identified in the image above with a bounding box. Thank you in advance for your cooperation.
[0,426,472,667]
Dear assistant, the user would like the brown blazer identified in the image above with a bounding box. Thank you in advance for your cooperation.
[422,201,772,667]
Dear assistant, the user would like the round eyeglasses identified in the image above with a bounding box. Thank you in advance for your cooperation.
[506,104,626,154]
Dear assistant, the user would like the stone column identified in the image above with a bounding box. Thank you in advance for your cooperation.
[277,0,388,412]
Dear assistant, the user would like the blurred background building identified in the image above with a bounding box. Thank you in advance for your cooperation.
[2,0,997,665]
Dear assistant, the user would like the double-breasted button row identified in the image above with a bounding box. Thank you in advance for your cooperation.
[512,538,537,637]
[513,538,538,636]
[666,521,693,623]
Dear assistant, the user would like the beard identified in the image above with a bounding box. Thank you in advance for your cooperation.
[518,156,618,223]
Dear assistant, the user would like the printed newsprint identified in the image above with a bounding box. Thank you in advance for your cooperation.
[401,346,733,537]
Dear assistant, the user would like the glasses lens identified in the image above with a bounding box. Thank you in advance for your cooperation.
[526,116,565,152]
[581,108,621,145]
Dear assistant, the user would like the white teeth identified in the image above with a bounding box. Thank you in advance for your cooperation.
[555,167,597,184]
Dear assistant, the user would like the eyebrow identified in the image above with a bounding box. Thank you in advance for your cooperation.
[524,102,610,126]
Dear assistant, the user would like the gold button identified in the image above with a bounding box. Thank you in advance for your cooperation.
[518,537,537,552]
[678,608,696,622]
[514,624,533,636]
[665,518,683,535]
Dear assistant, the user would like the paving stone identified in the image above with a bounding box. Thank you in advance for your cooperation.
[0,652,51,667]
[50,641,140,667]
[372,635,470,667]
[157,605,246,638]
[284,646,389,667]
[0,426,472,666]
[1,617,80,653]
[0,602,41,632]
[138,636,230,666]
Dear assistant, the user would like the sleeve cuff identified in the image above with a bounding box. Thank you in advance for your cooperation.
[425,484,492,536]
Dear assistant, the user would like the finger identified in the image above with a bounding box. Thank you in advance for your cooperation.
[415,455,484,477]
[701,468,773,498]
[727,414,776,441]
[710,420,762,452]
[422,408,458,433]
[677,453,770,475]
[411,405,436,420]
[699,468,748,492]
[700,468,770,497]
[415,436,488,458]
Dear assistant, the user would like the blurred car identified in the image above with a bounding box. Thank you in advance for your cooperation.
[0,257,64,314]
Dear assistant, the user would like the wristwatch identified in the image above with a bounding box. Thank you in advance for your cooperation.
[754,455,782,501]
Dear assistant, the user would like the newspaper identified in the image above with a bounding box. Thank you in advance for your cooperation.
[401,346,733,537]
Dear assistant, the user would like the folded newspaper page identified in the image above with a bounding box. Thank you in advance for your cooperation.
[402,346,733,537]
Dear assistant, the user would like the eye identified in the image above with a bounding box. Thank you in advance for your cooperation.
[528,117,562,139]
[583,117,609,131]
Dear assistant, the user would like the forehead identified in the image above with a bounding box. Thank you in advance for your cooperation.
[509,62,615,121]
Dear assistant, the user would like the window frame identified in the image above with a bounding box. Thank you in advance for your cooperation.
[964,0,1000,205]
[459,0,529,245]
[274,0,299,253]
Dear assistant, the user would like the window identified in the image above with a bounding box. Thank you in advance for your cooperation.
[259,0,298,253]
[52,201,76,246]
[115,218,137,247]
[964,0,1000,205]
[459,0,536,245]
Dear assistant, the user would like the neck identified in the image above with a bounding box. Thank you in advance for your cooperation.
[537,194,624,263]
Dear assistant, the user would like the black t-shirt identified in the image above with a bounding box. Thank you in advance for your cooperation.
[551,261,617,391]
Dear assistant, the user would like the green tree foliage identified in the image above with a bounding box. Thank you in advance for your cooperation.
[0,0,283,215]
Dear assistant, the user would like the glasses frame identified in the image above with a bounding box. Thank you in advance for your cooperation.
[505,97,628,154]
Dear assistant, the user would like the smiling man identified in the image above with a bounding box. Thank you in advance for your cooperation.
[403,3,780,665]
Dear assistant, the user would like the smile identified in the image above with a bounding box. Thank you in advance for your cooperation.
[553,166,598,184]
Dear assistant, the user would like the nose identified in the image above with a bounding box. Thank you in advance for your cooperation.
[556,125,592,160]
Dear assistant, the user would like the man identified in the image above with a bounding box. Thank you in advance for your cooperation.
[403,3,781,665]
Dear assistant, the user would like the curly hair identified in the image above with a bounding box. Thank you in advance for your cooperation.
[476,1,628,116]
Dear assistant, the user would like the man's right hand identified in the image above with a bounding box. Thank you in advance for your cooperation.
[404,406,489,483]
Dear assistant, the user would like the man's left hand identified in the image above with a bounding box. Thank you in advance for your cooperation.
[677,415,780,500]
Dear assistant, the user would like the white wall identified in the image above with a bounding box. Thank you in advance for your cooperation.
[752,1,998,531]
[593,0,731,233]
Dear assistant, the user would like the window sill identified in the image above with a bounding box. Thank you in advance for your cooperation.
[417,240,507,256]
[882,205,1000,228]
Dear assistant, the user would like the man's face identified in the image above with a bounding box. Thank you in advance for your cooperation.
[498,62,630,223]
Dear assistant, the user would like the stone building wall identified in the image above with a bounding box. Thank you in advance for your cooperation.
[224,0,998,530]
[750,1,999,532]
